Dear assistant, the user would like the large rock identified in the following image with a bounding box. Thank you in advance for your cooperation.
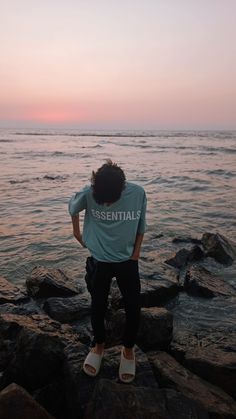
[26,266,79,298]
[64,344,158,419]
[184,265,236,298]
[43,293,90,323]
[202,232,236,265]
[172,236,202,245]
[0,383,54,419]
[171,328,236,364]
[33,379,66,419]
[165,246,204,269]
[0,313,82,391]
[184,347,236,399]
[0,276,28,305]
[147,351,236,419]
[0,301,42,316]
[85,378,209,419]
[110,263,180,309]
[106,307,173,350]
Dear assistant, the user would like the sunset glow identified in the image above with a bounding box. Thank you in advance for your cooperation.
[0,0,235,129]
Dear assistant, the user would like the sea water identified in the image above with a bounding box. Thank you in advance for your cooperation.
[0,128,236,334]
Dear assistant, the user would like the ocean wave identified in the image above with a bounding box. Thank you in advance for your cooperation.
[9,174,69,184]
[13,130,236,139]
[205,169,236,178]
[0,139,14,143]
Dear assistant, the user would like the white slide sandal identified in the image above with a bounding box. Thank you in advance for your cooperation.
[119,348,136,383]
[83,350,104,377]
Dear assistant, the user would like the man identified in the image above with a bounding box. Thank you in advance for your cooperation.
[69,160,147,383]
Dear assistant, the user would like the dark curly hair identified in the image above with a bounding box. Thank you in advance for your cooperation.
[91,159,126,205]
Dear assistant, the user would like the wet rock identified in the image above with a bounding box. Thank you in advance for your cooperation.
[106,307,173,350]
[85,378,209,419]
[170,328,236,364]
[33,379,66,419]
[43,293,90,323]
[0,313,81,391]
[165,246,204,269]
[184,347,236,399]
[0,301,42,316]
[202,232,236,265]
[110,264,180,310]
[172,236,202,245]
[147,351,236,419]
[26,266,79,298]
[0,276,29,305]
[64,344,158,418]
[184,265,236,298]
[0,383,54,419]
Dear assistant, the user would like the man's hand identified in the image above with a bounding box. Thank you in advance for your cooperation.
[130,233,144,261]
[74,233,86,248]
[130,251,140,261]
[71,215,86,248]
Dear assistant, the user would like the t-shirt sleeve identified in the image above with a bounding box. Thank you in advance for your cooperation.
[68,185,89,216]
[137,191,147,234]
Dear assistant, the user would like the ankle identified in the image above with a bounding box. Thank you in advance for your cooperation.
[95,343,105,352]
[124,346,134,355]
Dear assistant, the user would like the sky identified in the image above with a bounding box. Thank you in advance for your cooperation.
[0,0,236,130]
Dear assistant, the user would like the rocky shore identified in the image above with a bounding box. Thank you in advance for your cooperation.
[0,232,236,419]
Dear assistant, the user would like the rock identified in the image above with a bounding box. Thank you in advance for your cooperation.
[171,328,236,364]
[165,246,204,269]
[0,301,42,316]
[0,276,29,305]
[85,378,209,419]
[43,293,90,323]
[33,379,66,419]
[0,313,82,391]
[202,232,236,265]
[0,383,54,419]
[106,307,173,350]
[184,265,236,298]
[147,351,236,419]
[26,266,79,298]
[184,347,236,399]
[109,264,180,310]
[173,236,202,245]
[64,344,158,418]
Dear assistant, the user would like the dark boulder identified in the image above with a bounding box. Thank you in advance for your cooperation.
[85,378,209,419]
[33,379,66,419]
[26,266,79,298]
[43,293,90,323]
[171,327,236,364]
[0,313,81,391]
[202,232,236,265]
[172,236,202,245]
[184,265,236,298]
[165,246,204,269]
[106,307,173,350]
[147,351,236,419]
[64,344,158,419]
[0,301,42,316]
[0,383,54,419]
[0,276,29,305]
[184,347,236,399]
[110,263,180,309]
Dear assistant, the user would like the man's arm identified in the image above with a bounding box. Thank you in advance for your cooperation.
[71,215,86,247]
[130,233,144,260]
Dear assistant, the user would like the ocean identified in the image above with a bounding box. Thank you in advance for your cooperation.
[0,128,236,335]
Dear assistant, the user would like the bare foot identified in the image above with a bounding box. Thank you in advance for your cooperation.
[84,343,104,375]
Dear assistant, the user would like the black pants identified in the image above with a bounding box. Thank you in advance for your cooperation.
[88,258,141,348]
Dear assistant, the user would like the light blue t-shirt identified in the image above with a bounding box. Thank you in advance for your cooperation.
[68,182,147,262]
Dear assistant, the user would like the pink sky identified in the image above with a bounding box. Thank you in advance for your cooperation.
[0,0,235,129]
